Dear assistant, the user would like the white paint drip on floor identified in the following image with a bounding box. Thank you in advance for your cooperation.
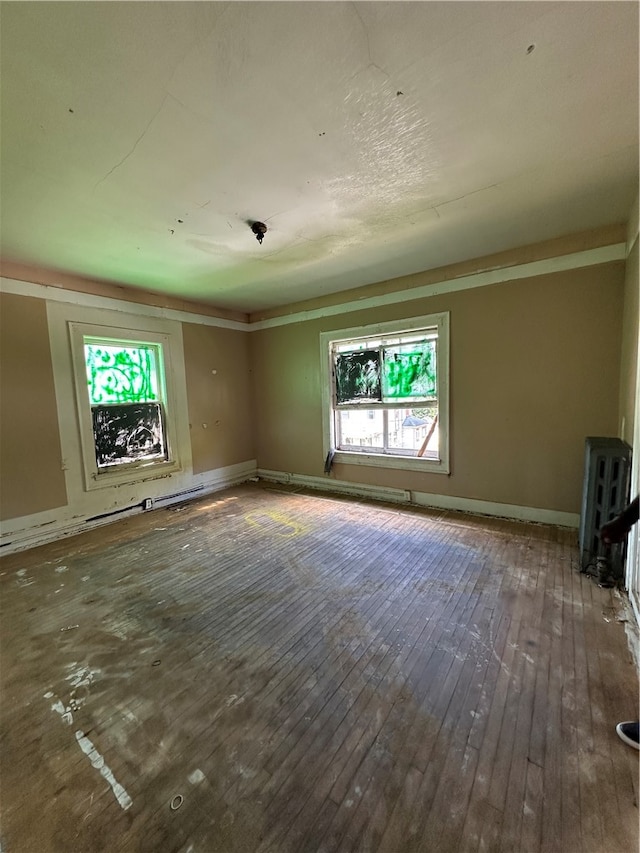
[188,768,206,785]
[65,664,100,712]
[50,698,73,726]
[66,664,99,691]
[55,565,69,573]
[45,679,131,811]
[75,731,133,811]
[46,664,100,727]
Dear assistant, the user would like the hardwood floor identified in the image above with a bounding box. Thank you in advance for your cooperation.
[1,483,637,853]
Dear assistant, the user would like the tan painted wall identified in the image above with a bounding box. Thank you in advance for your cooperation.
[0,290,254,525]
[619,238,639,447]
[0,240,628,527]
[183,323,254,475]
[0,292,67,519]
[251,263,625,514]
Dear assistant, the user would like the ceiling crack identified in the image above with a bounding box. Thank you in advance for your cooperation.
[347,5,391,85]
[433,182,501,211]
[93,95,168,191]
[351,2,372,64]
[295,232,342,244]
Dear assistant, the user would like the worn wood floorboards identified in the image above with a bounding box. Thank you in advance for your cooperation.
[0,483,637,853]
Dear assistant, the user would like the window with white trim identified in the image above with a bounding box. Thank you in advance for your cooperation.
[321,313,449,474]
[69,322,182,488]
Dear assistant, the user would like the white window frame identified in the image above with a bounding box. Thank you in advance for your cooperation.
[320,313,450,474]
[69,322,183,490]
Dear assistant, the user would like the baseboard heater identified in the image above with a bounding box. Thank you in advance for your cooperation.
[153,485,205,505]
[85,485,206,523]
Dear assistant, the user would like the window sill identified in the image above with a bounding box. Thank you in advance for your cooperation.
[85,459,182,491]
[332,450,449,475]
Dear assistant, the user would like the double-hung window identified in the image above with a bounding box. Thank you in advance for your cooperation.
[321,313,449,473]
[84,338,168,470]
[69,322,182,488]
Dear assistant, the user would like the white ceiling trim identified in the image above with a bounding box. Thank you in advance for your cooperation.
[249,243,627,331]
[0,242,627,334]
[0,277,250,332]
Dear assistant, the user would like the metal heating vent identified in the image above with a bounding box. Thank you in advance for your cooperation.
[579,436,631,581]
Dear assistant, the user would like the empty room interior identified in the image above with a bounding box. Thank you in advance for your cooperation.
[1,2,639,852]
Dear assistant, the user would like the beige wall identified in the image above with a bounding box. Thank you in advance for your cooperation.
[183,322,254,474]
[0,233,630,530]
[0,292,67,519]
[0,289,254,526]
[251,263,625,514]
[619,237,639,447]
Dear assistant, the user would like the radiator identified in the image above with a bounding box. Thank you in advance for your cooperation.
[579,436,631,582]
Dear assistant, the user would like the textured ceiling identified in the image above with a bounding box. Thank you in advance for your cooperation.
[1,2,638,312]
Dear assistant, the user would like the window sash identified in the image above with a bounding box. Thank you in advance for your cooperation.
[331,329,438,408]
[335,408,439,458]
[91,401,169,470]
[84,341,161,405]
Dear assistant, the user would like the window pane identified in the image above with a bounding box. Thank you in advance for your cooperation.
[382,340,436,401]
[85,343,159,404]
[337,409,384,450]
[386,407,438,455]
[92,403,167,468]
[334,350,382,404]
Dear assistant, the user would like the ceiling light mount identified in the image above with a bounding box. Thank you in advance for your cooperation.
[251,221,267,244]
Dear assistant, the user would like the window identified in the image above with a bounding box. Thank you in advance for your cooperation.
[69,322,183,489]
[321,313,449,473]
[84,339,168,470]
